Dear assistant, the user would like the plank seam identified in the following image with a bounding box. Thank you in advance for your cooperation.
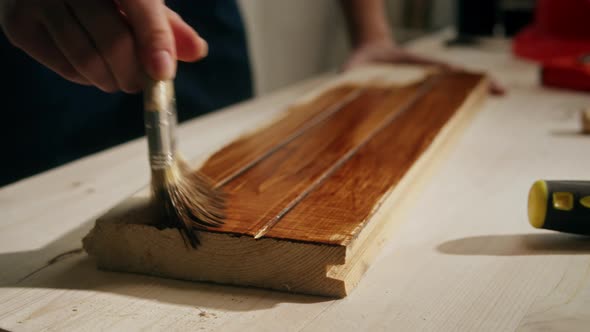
[253,75,441,239]
[214,88,366,188]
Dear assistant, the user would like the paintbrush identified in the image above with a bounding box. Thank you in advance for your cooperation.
[144,79,225,247]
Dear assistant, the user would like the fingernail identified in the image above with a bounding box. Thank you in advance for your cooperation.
[199,37,209,58]
[149,50,175,80]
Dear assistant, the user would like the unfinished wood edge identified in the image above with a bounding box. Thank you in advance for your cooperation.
[83,202,350,297]
[326,75,489,295]
[83,192,352,298]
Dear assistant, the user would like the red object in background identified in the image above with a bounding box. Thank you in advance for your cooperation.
[542,55,590,91]
[513,0,590,91]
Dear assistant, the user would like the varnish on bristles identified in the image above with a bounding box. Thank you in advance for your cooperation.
[151,159,226,247]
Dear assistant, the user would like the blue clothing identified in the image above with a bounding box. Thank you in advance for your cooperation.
[0,0,252,186]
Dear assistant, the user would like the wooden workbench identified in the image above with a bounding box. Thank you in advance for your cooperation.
[2,31,590,331]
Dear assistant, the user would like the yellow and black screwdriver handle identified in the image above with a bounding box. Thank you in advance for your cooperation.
[528,180,590,234]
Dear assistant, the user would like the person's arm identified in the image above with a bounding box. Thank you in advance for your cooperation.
[340,0,393,49]
[0,0,207,93]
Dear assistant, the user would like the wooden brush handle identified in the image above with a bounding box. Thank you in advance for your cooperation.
[144,79,177,170]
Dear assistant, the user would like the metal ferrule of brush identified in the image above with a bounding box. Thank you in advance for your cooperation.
[144,79,177,170]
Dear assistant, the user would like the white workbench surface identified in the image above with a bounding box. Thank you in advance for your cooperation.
[2,32,590,332]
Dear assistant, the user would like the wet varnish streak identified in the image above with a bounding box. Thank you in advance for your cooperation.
[199,72,484,244]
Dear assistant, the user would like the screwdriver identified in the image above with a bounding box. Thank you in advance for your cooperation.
[528,180,590,234]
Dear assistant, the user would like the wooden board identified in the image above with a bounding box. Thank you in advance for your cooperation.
[83,66,488,297]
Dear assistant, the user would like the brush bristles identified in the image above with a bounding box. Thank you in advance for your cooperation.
[151,159,225,247]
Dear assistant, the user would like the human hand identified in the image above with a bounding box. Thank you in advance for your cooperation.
[344,38,505,96]
[0,0,207,93]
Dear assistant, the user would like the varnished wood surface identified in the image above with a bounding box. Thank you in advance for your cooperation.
[201,85,361,186]
[267,72,483,245]
[208,82,426,239]
[199,72,483,245]
[4,33,590,331]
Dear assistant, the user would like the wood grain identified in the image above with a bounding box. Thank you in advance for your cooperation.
[200,85,361,185]
[266,72,484,245]
[207,82,427,238]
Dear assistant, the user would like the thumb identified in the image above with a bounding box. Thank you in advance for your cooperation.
[118,0,176,80]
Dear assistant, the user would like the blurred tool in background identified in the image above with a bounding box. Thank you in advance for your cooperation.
[513,0,590,92]
[445,0,590,93]
[399,0,534,44]
[448,0,535,45]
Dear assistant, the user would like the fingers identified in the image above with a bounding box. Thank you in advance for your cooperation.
[341,52,365,71]
[118,0,176,80]
[400,52,507,96]
[400,52,506,95]
[393,51,456,71]
[166,8,208,62]
[3,1,208,92]
[41,2,118,92]
[343,43,508,96]
[67,0,141,93]
[5,21,90,86]
[489,79,506,96]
